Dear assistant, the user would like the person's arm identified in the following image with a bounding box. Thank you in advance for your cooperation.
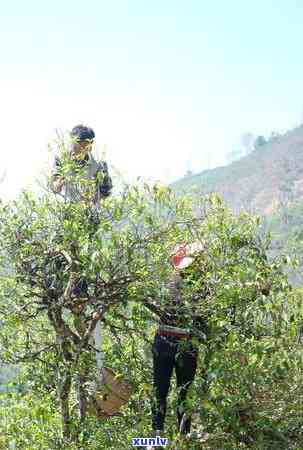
[189,279,211,342]
[142,275,180,323]
[97,161,113,199]
[50,157,64,194]
[191,315,209,342]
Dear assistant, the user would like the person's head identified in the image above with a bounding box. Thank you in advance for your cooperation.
[70,124,95,158]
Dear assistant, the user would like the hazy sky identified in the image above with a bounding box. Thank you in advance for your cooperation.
[1,0,303,199]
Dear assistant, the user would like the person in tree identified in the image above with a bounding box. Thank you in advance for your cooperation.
[50,124,113,301]
[148,242,208,446]
[51,124,112,203]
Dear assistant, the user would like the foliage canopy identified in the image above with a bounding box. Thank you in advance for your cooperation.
[0,157,302,449]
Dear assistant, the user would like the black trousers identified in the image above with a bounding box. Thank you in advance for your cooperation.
[151,333,198,434]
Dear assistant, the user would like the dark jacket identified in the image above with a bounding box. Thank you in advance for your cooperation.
[153,272,209,340]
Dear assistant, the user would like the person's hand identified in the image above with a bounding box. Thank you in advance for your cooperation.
[190,330,206,343]
[53,176,64,193]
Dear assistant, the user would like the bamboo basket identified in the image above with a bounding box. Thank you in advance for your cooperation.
[88,367,133,418]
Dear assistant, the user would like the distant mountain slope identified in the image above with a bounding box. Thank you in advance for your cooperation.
[171,125,303,215]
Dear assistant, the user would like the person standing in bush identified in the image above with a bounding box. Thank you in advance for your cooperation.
[50,124,113,296]
[51,124,112,203]
[149,242,208,445]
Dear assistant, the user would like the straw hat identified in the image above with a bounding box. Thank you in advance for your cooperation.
[170,241,206,270]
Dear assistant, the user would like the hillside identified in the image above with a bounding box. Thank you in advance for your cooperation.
[172,124,303,216]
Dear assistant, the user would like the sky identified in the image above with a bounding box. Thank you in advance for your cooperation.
[1,0,303,199]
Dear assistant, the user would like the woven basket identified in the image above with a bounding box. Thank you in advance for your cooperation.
[88,367,133,418]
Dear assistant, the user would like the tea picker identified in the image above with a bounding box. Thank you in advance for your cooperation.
[51,125,131,417]
[148,242,208,448]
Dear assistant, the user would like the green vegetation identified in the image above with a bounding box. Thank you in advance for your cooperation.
[1,134,303,449]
